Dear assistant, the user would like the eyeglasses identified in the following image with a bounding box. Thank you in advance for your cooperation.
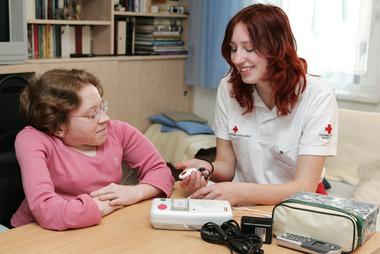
[70,100,108,120]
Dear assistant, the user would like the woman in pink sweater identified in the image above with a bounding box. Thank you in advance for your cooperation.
[11,69,174,230]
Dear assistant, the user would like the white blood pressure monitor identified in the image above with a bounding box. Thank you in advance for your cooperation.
[150,198,233,230]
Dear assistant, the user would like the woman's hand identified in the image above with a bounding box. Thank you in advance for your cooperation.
[174,159,212,189]
[92,196,123,217]
[190,182,242,206]
[91,183,163,206]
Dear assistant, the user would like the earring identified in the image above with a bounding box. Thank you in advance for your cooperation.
[60,133,63,136]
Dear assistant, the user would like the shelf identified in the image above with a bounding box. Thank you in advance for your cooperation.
[24,54,187,64]
[114,11,189,18]
[27,19,111,25]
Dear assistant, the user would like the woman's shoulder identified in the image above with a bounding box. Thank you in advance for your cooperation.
[305,74,335,95]
[108,120,134,132]
[107,120,140,139]
[15,126,56,152]
[17,126,50,140]
[217,74,233,94]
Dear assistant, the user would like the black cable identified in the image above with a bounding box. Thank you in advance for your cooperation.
[198,158,214,174]
[186,220,263,254]
[198,167,211,180]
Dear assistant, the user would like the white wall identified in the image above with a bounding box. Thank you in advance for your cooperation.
[194,86,218,126]
[194,87,380,126]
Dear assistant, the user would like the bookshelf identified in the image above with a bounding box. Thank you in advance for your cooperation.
[26,0,190,60]
[2,0,193,135]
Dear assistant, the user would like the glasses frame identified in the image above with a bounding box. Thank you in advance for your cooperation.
[70,100,108,121]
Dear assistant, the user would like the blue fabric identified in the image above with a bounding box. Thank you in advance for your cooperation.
[186,0,258,89]
[160,124,180,133]
[150,114,214,135]
[176,121,214,135]
[149,114,177,128]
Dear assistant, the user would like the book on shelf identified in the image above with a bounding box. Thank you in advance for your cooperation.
[29,0,78,20]
[28,23,92,59]
[134,45,185,52]
[128,17,136,55]
[75,26,82,54]
[54,24,62,56]
[135,24,182,32]
[61,25,70,57]
[27,24,34,58]
[117,0,152,13]
[134,50,187,55]
[136,30,181,36]
[81,25,91,55]
[114,17,135,55]
[33,24,39,58]
[135,35,181,41]
[27,0,36,20]
[154,50,188,55]
[69,26,76,55]
[135,40,184,46]
[135,17,182,26]
[45,24,52,58]
[115,18,127,55]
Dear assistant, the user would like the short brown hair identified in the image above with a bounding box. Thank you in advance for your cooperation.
[20,69,104,134]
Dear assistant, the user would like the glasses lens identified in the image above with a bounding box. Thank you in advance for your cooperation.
[88,108,98,120]
[102,101,108,114]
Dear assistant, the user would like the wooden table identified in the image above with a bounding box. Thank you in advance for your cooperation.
[0,182,379,254]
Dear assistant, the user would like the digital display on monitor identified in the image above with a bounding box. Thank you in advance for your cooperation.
[0,0,10,42]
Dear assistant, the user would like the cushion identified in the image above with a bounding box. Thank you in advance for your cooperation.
[149,114,177,128]
[350,159,380,206]
[149,114,214,135]
[162,111,208,123]
[175,121,214,135]
[324,109,380,186]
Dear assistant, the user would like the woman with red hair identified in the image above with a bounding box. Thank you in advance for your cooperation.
[175,3,338,205]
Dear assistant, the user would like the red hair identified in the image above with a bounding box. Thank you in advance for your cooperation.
[221,3,307,116]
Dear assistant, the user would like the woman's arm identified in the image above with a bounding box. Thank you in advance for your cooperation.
[15,130,105,230]
[91,183,163,206]
[174,138,237,189]
[91,121,175,206]
[190,155,326,205]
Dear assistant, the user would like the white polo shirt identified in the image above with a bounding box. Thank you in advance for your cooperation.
[213,74,338,184]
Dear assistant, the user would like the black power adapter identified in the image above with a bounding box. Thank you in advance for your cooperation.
[241,216,273,244]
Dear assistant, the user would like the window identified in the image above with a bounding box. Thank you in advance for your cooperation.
[276,0,380,103]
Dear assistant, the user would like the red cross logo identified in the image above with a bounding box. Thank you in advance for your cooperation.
[325,124,332,134]
[233,126,238,133]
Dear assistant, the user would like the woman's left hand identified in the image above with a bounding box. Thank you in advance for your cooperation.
[90,183,156,206]
[190,182,242,206]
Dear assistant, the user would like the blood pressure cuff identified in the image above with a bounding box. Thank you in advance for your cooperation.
[272,191,379,253]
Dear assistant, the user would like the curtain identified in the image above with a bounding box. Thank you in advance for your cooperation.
[186,0,257,89]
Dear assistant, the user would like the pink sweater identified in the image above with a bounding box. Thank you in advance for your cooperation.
[11,120,174,230]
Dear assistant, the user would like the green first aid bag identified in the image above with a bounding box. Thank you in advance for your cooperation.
[272,191,379,253]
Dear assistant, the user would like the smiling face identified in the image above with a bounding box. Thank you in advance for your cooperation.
[60,84,110,153]
[229,22,269,86]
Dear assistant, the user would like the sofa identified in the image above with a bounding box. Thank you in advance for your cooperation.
[324,108,380,232]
